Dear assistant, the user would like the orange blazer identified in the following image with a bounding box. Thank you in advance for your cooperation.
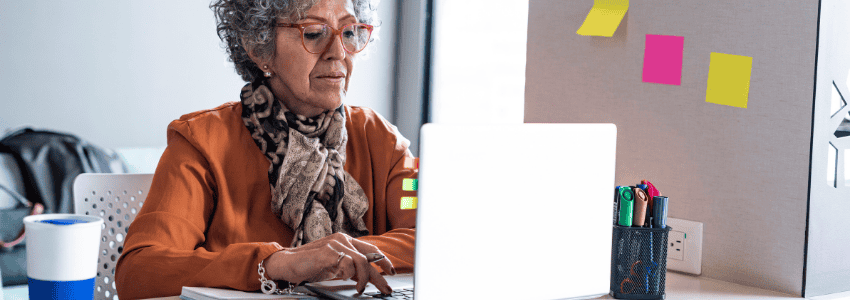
[115,102,417,299]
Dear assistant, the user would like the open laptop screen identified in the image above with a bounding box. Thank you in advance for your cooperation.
[414,123,617,300]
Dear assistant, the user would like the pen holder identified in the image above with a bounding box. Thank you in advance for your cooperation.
[610,225,671,300]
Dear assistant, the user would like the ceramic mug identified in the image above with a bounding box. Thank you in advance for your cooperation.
[24,214,103,300]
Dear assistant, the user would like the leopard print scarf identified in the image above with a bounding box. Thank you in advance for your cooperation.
[240,80,369,247]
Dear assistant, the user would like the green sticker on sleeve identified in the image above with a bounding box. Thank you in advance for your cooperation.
[402,178,418,191]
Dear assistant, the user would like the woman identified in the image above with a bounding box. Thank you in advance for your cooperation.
[115,0,417,298]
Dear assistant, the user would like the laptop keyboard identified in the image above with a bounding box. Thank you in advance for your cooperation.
[363,288,414,299]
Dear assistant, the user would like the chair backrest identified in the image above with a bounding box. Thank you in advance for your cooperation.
[73,173,153,300]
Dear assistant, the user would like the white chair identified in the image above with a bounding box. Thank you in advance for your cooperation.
[73,173,153,300]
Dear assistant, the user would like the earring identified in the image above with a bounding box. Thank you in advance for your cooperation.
[263,65,272,78]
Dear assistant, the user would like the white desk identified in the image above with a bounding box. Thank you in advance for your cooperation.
[135,272,850,300]
[6,272,850,300]
[585,272,799,299]
[2,285,27,300]
[583,272,850,300]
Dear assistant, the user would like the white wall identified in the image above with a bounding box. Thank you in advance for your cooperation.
[429,0,527,124]
[347,0,397,121]
[0,0,397,150]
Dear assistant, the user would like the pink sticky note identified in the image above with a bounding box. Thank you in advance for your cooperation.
[642,34,684,85]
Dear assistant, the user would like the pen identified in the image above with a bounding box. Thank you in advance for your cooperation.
[617,187,634,227]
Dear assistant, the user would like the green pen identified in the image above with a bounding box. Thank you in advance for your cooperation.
[617,187,634,227]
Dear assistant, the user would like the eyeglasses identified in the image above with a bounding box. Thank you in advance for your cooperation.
[277,22,373,54]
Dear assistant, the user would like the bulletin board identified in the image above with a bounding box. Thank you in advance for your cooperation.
[524,0,819,296]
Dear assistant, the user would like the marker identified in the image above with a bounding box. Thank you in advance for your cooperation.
[640,187,654,227]
[632,187,649,227]
[649,195,667,292]
[641,181,660,227]
[652,196,668,229]
[617,187,634,227]
[642,180,661,199]
[613,186,622,225]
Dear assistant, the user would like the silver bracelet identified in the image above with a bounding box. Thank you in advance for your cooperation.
[258,259,306,295]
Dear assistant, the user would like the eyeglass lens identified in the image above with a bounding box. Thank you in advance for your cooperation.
[302,24,370,53]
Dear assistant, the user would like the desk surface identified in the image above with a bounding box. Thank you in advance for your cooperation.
[139,272,849,300]
[586,271,800,299]
[6,272,850,300]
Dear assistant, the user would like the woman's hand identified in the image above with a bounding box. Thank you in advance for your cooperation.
[263,232,396,295]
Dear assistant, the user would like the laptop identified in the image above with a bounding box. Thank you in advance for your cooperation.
[306,123,617,300]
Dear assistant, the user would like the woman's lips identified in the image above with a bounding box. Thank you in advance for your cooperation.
[316,72,345,79]
[315,72,346,83]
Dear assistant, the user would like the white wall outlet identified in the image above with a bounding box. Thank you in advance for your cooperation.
[666,218,703,275]
[668,230,685,261]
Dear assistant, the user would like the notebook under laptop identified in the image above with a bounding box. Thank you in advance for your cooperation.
[306,123,618,300]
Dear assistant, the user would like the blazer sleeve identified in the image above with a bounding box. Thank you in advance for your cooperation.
[115,120,282,300]
[357,120,418,274]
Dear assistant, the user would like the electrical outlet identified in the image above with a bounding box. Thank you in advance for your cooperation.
[666,218,703,275]
[668,230,685,261]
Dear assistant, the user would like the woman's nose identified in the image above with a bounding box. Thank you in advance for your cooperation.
[322,34,346,60]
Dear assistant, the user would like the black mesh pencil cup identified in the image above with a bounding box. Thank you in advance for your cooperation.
[610,225,671,299]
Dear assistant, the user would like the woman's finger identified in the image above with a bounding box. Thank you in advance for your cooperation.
[350,238,396,276]
[365,262,393,295]
[327,245,392,295]
[323,254,391,295]
[328,240,372,294]
[335,254,356,281]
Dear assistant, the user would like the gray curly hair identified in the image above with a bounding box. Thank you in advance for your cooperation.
[211,0,378,82]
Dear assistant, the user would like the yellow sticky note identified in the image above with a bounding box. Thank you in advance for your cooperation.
[706,52,753,108]
[576,0,629,37]
[400,197,417,210]
[402,178,418,191]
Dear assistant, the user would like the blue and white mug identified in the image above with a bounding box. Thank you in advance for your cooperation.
[24,214,103,300]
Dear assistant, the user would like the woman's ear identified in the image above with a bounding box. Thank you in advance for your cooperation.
[243,38,273,76]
